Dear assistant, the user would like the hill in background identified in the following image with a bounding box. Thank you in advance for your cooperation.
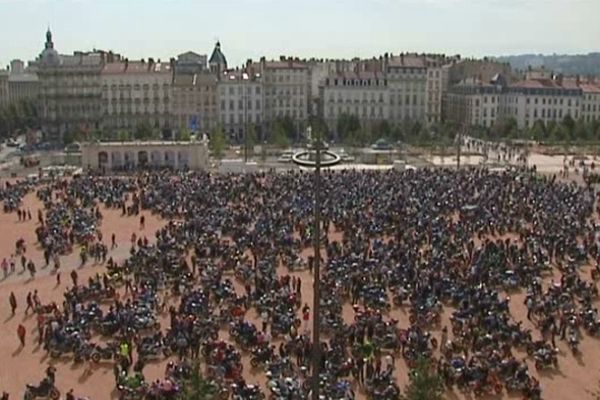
[494,53,600,76]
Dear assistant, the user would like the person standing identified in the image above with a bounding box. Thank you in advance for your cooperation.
[9,292,17,315]
[111,233,117,249]
[17,324,26,347]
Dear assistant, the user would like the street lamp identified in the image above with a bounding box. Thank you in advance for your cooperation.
[291,126,340,400]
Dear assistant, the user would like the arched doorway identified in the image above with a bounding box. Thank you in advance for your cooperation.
[111,151,123,170]
[164,150,175,169]
[123,151,135,170]
[150,150,161,168]
[178,151,189,168]
[138,151,149,168]
[98,151,108,169]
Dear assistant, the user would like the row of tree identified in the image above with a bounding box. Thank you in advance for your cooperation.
[0,100,39,138]
[176,356,443,400]
[476,115,600,144]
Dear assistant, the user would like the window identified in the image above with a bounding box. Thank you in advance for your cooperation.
[229,100,234,110]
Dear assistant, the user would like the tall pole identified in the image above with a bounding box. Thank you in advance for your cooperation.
[311,131,322,400]
[243,72,248,163]
[457,123,463,169]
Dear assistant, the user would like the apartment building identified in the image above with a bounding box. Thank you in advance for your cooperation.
[250,57,309,127]
[217,69,264,141]
[0,70,8,108]
[385,54,427,124]
[34,29,104,141]
[321,72,388,133]
[581,82,600,123]
[101,59,174,134]
[444,78,502,127]
[172,71,217,133]
[8,60,39,104]
[501,78,581,129]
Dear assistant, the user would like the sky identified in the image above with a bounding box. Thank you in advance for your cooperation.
[0,0,598,69]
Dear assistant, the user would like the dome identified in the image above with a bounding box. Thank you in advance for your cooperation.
[209,41,227,67]
[40,47,60,65]
[39,28,60,66]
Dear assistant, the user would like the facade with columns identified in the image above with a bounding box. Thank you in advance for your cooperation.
[81,139,209,171]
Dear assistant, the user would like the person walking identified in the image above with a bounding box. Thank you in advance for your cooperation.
[17,324,26,347]
[70,269,78,286]
[25,292,33,315]
[9,292,17,315]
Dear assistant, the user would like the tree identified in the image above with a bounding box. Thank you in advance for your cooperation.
[180,360,219,400]
[530,119,546,141]
[400,357,444,400]
[372,120,392,139]
[245,123,257,149]
[209,126,228,159]
[562,115,575,134]
[573,118,588,142]
[118,130,131,142]
[336,113,361,144]
[272,122,290,148]
[178,129,191,141]
[134,122,158,140]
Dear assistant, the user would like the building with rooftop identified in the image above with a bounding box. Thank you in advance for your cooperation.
[8,59,39,104]
[35,29,105,141]
[172,71,218,133]
[101,58,174,135]
[500,77,582,129]
[444,77,503,127]
[321,71,388,134]
[217,69,264,141]
[209,42,227,74]
[81,138,209,171]
[249,57,309,136]
[0,69,8,109]
[580,81,600,123]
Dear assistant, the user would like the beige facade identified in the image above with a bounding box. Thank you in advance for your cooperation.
[444,80,502,128]
[8,71,39,104]
[34,30,104,141]
[0,70,8,108]
[217,70,264,141]
[581,83,600,123]
[172,72,217,133]
[425,65,445,124]
[501,80,581,129]
[101,60,174,134]
[252,58,309,124]
[445,76,583,130]
[322,72,388,132]
[385,54,427,124]
[81,139,209,171]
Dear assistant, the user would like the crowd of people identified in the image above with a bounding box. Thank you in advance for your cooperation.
[2,165,600,399]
